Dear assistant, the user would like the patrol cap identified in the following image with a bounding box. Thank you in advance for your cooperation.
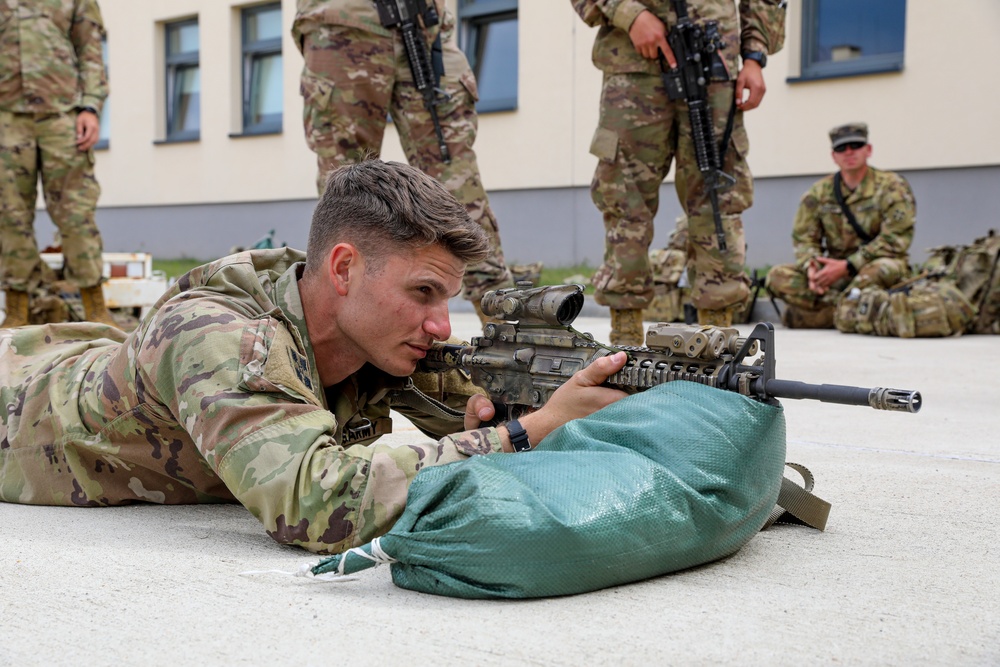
[829,122,869,149]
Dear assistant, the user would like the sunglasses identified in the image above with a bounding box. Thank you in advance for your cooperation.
[834,141,867,153]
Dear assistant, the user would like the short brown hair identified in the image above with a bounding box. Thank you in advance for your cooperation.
[304,159,490,276]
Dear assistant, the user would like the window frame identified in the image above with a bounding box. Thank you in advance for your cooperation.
[792,0,906,82]
[239,3,283,136]
[458,0,518,113]
[164,18,201,142]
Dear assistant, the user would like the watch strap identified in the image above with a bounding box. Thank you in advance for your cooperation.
[506,419,532,453]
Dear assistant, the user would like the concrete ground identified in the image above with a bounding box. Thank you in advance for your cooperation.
[1,305,997,666]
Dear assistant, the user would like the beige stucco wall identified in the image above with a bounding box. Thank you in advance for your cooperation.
[92,0,1000,208]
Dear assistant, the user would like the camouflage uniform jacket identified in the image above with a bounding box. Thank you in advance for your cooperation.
[0,248,503,554]
[0,0,108,114]
[292,0,453,50]
[570,0,786,78]
[792,167,916,272]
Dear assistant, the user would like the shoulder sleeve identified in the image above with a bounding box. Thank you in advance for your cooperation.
[738,0,786,55]
[72,0,108,112]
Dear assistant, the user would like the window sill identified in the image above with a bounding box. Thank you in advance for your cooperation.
[228,126,282,138]
[788,61,903,84]
[153,135,201,145]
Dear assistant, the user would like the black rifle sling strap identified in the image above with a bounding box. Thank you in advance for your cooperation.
[716,88,737,171]
[762,463,832,531]
[833,172,875,244]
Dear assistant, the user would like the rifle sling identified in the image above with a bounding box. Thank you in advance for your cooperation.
[717,87,737,170]
[763,462,831,531]
[833,172,875,244]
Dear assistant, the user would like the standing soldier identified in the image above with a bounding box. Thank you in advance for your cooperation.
[0,0,116,327]
[571,0,786,344]
[292,0,513,325]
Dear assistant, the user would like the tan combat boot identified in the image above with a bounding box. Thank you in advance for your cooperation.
[2,289,30,328]
[609,308,645,347]
[80,284,119,327]
[697,306,735,327]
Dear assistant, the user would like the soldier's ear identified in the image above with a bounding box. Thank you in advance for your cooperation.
[328,243,358,296]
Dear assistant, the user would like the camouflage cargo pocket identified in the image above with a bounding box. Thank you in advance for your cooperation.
[589,127,618,162]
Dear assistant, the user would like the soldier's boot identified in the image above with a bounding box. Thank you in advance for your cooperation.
[609,308,645,347]
[781,304,834,329]
[80,284,119,327]
[2,289,30,328]
[697,306,736,328]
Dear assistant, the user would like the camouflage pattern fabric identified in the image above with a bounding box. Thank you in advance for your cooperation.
[572,0,786,311]
[0,0,108,291]
[0,0,108,114]
[766,166,916,316]
[644,215,690,322]
[587,73,752,311]
[923,230,1000,335]
[293,1,512,302]
[571,0,786,79]
[0,111,104,289]
[0,249,504,554]
[835,281,975,338]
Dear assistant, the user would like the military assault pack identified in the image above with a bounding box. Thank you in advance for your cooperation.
[835,229,1000,337]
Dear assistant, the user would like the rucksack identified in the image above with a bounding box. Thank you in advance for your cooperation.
[925,229,1000,334]
[835,280,975,337]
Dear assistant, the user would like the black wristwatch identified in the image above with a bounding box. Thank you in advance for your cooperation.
[78,105,99,116]
[741,51,767,68]
[506,419,532,453]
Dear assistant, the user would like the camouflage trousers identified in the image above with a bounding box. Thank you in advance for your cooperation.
[298,25,512,301]
[588,73,752,311]
[0,111,104,291]
[766,257,911,310]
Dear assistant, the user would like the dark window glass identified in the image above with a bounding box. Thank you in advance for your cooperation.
[165,19,200,141]
[799,0,906,80]
[458,0,518,113]
[241,3,283,134]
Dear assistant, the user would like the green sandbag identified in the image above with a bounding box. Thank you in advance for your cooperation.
[313,381,787,598]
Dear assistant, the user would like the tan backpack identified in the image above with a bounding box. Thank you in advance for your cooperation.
[925,230,1000,334]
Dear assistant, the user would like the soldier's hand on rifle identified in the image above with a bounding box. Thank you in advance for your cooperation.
[735,59,766,111]
[629,10,674,65]
[464,394,498,431]
[507,352,629,451]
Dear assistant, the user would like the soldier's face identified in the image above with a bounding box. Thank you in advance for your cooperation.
[344,243,465,376]
[832,142,872,172]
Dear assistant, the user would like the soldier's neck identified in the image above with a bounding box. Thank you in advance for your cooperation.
[839,164,868,190]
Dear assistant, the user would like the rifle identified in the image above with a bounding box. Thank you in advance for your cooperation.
[660,0,735,251]
[375,0,451,163]
[420,284,922,420]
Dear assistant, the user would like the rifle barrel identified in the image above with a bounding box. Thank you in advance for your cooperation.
[762,379,921,413]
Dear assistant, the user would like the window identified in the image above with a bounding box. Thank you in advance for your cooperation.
[798,0,906,80]
[165,19,200,141]
[96,37,110,149]
[240,4,283,134]
[458,0,518,113]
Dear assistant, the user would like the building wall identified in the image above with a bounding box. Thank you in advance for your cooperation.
[39,0,1000,266]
